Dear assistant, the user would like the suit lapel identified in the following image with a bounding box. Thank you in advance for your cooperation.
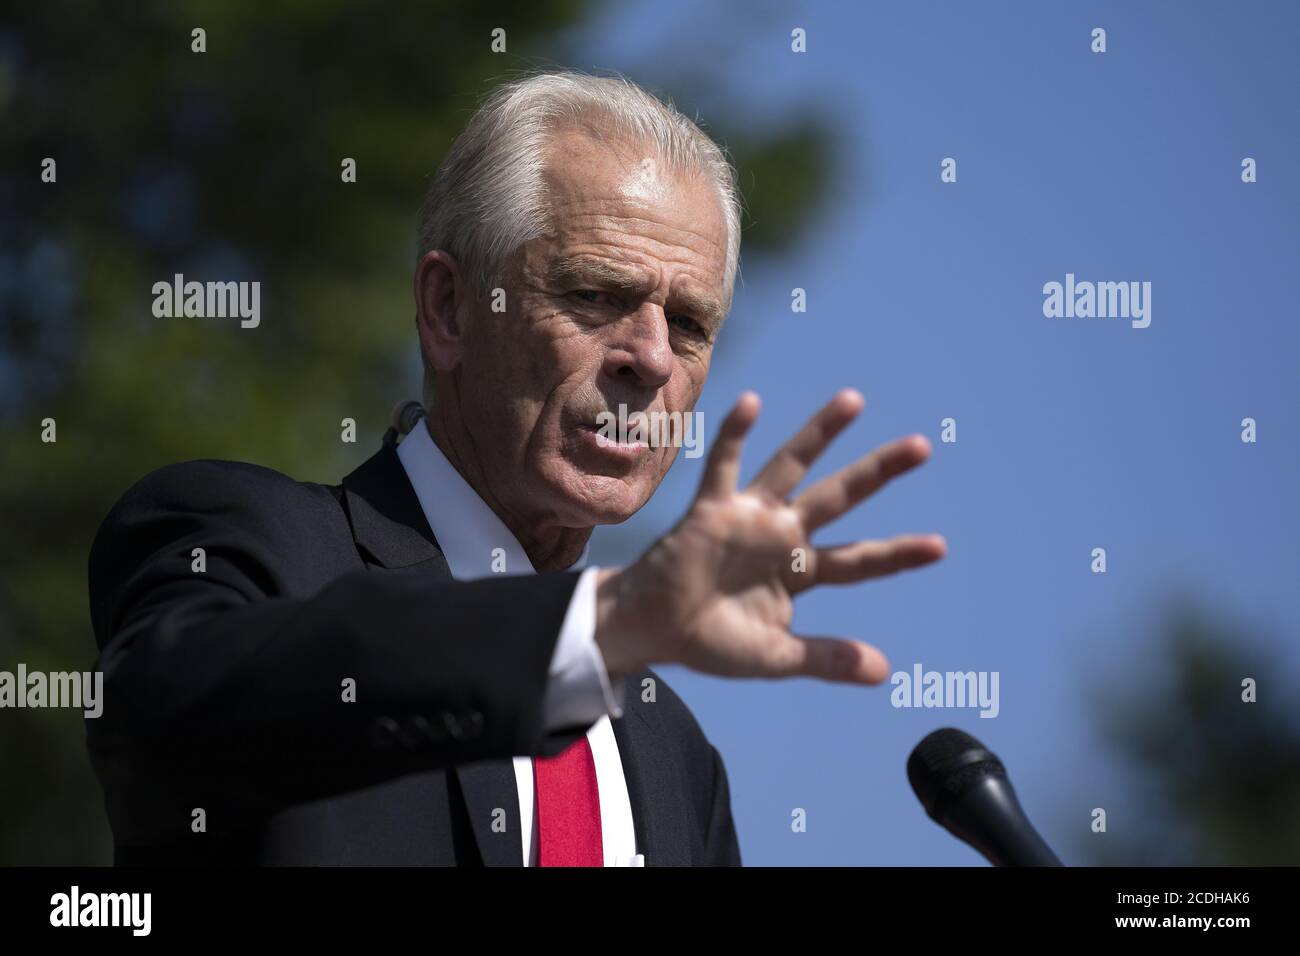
[612,673,694,867]
[341,442,451,573]
[454,760,525,866]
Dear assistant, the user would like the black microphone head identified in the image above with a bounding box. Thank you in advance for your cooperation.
[907,727,1007,822]
[907,728,1064,866]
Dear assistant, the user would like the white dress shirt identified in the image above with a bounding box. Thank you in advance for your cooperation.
[396,421,640,866]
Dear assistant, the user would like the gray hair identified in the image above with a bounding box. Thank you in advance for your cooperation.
[416,70,742,308]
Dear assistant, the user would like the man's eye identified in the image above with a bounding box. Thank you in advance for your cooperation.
[668,313,705,337]
[571,289,612,306]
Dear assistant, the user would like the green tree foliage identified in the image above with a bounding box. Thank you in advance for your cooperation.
[1083,603,1300,865]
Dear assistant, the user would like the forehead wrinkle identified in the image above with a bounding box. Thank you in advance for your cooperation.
[554,206,727,261]
[547,251,725,328]
[545,255,655,295]
[552,218,727,301]
[667,283,725,327]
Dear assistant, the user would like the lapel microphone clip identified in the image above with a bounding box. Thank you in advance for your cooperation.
[382,399,428,446]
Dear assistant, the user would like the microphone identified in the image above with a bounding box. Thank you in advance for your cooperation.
[907,728,1064,866]
[382,399,428,446]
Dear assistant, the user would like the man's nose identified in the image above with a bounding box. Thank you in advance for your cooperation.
[602,305,674,390]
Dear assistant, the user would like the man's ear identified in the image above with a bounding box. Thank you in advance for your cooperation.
[414,250,468,375]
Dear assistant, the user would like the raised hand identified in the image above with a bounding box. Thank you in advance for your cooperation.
[594,389,946,684]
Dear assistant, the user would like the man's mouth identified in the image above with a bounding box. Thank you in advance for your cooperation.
[576,421,651,452]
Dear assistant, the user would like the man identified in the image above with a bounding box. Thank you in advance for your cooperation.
[86,71,946,866]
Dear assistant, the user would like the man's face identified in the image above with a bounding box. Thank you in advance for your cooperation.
[452,127,730,528]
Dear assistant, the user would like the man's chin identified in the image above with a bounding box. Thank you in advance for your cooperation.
[541,468,655,526]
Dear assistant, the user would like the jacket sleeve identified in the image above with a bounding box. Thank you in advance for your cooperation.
[86,460,587,845]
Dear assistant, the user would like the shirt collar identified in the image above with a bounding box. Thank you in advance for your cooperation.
[395,419,589,580]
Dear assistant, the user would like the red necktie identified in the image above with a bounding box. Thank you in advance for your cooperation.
[533,736,603,866]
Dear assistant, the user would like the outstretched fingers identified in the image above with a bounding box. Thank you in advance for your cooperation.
[764,633,891,684]
[749,389,865,501]
[812,534,948,586]
[696,392,761,500]
[793,434,931,533]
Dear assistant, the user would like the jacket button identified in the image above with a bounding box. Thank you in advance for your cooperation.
[369,716,400,750]
[442,711,464,740]
[424,714,450,743]
[399,715,429,749]
[463,711,484,738]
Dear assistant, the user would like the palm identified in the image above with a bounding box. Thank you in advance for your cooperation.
[654,495,804,674]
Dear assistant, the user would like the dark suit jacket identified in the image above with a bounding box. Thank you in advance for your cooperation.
[85,440,741,866]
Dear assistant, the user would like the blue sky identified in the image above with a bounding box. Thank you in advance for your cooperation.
[562,1,1300,864]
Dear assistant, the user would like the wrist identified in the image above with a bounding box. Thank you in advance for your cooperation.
[594,566,646,679]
